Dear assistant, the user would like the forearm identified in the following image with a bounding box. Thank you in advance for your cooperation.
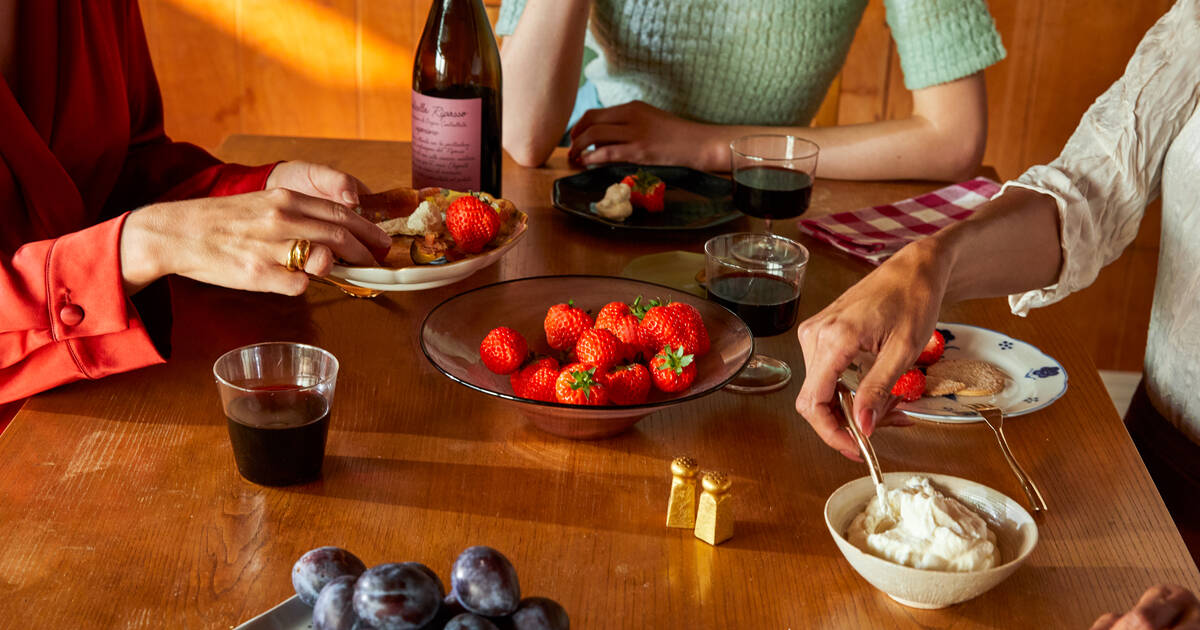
[697,74,987,180]
[500,0,591,166]
[912,186,1063,304]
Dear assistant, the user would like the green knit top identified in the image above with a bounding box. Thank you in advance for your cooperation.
[496,0,1005,126]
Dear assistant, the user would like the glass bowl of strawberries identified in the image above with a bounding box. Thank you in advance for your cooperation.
[419,275,754,439]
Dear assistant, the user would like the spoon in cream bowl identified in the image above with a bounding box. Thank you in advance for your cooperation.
[836,380,896,532]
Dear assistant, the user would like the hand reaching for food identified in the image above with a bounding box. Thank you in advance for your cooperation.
[120,187,390,296]
[794,240,949,458]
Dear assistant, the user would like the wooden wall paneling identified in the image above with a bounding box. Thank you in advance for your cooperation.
[357,0,429,142]
[979,0,1042,181]
[140,0,243,150]
[237,0,360,139]
[834,0,891,125]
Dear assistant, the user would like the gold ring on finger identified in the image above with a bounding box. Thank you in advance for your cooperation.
[286,239,312,271]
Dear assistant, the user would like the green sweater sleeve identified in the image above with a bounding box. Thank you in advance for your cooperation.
[884,0,1006,90]
[495,0,527,37]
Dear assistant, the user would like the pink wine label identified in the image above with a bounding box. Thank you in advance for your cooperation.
[411,91,482,190]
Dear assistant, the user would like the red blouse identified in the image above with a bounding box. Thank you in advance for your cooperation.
[0,1,275,406]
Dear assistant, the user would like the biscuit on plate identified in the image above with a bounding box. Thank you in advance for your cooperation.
[925,376,966,397]
[926,359,1008,396]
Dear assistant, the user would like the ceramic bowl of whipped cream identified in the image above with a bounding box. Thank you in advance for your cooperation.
[824,472,1038,609]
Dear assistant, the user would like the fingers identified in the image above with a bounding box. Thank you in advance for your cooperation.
[303,243,335,277]
[1106,584,1200,630]
[795,322,861,456]
[1089,613,1119,630]
[575,143,639,166]
[852,338,911,437]
[568,102,641,139]
[568,123,634,161]
[294,161,371,207]
[268,189,390,265]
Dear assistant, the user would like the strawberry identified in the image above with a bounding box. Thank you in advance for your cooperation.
[480,326,528,375]
[666,302,709,356]
[916,330,945,366]
[891,368,927,402]
[445,195,500,254]
[595,301,631,330]
[510,357,559,402]
[554,363,610,406]
[620,170,666,213]
[544,301,594,352]
[639,301,699,356]
[574,328,623,373]
[604,363,651,405]
[649,345,696,393]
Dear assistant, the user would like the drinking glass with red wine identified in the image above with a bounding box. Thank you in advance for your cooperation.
[213,342,339,486]
[705,233,809,393]
[730,134,819,234]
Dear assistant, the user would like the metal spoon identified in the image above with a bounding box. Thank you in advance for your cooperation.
[836,380,894,531]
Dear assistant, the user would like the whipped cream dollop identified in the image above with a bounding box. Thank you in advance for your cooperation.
[847,476,999,572]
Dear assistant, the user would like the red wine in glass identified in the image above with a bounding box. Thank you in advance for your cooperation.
[732,166,813,229]
[706,272,801,337]
[225,386,330,486]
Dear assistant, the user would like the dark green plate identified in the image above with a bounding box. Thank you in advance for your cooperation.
[552,164,740,231]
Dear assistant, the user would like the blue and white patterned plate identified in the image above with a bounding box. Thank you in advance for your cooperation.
[842,322,1068,424]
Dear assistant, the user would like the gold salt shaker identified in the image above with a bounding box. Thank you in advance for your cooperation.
[694,471,733,545]
[666,456,700,528]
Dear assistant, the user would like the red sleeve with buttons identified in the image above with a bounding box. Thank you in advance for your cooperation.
[0,1,275,405]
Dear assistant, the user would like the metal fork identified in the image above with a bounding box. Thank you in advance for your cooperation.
[966,402,1048,514]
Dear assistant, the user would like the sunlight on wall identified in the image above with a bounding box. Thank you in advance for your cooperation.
[163,0,413,89]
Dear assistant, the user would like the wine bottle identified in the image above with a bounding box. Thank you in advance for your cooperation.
[412,0,502,196]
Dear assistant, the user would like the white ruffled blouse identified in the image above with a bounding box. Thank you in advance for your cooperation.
[1002,0,1200,442]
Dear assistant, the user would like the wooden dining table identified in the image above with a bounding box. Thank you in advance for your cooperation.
[1,135,1197,629]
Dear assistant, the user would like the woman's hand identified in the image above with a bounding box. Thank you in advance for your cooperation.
[794,240,949,458]
[568,101,721,170]
[1090,585,1200,630]
[120,186,390,296]
[266,160,370,207]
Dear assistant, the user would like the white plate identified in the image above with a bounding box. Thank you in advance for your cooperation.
[235,595,309,630]
[329,215,528,292]
[841,323,1068,423]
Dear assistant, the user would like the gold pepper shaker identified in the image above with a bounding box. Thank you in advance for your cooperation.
[694,471,733,546]
[666,456,700,528]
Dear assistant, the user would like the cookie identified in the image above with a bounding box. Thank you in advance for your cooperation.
[925,376,966,397]
[926,359,1008,396]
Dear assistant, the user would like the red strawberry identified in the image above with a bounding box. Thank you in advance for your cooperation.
[445,196,500,254]
[604,363,651,405]
[510,357,559,402]
[544,301,594,352]
[620,170,666,212]
[480,326,528,375]
[916,330,945,365]
[595,301,631,330]
[891,368,927,402]
[640,301,697,356]
[649,345,696,393]
[554,363,610,406]
[666,302,709,356]
[574,328,623,372]
[595,312,645,361]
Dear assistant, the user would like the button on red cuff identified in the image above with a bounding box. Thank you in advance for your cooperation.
[59,304,84,327]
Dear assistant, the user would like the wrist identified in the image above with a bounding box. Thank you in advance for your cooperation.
[702,127,734,172]
[119,209,168,294]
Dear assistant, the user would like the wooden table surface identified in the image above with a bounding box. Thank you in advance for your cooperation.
[1,136,1196,629]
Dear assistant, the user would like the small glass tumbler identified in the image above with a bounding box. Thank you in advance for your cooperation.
[705,233,809,393]
[213,342,339,486]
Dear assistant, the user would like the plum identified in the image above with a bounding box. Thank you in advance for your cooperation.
[510,597,569,630]
[451,547,521,617]
[293,547,368,606]
[312,576,362,630]
[353,562,441,630]
[402,561,445,600]
[443,613,500,630]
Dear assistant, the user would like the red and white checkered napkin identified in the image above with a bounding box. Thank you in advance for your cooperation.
[798,177,1001,265]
